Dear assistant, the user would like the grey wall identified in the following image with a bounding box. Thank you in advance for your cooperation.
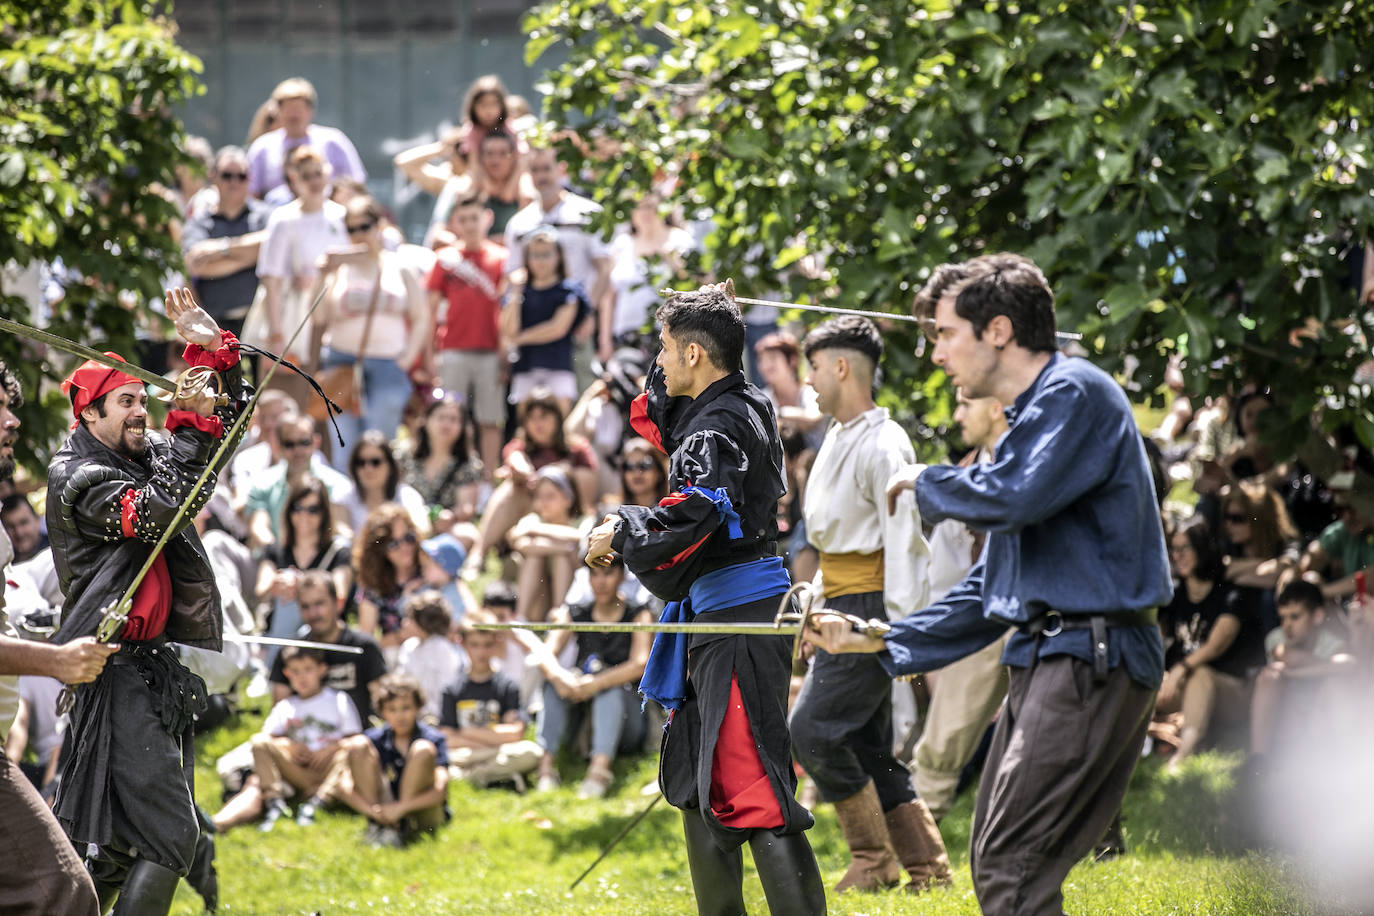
[172,0,546,239]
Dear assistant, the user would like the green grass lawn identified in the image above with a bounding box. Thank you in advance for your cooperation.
[168,695,1321,915]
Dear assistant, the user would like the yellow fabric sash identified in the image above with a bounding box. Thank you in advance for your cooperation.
[818,550,885,597]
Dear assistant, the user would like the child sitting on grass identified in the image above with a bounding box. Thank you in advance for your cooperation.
[328,673,451,847]
[395,589,468,721]
[439,609,542,789]
[212,646,361,832]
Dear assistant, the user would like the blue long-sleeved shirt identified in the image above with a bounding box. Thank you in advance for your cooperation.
[880,353,1172,688]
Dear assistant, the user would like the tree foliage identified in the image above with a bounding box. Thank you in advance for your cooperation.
[0,0,201,470]
[527,0,1374,460]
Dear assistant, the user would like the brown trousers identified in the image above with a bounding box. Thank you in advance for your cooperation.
[971,655,1154,916]
[0,748,98,916]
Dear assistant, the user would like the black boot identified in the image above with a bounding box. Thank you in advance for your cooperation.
[749,829,826,916]
[185,830,219,913]
[110,859,179,916]
[681,811,746,916]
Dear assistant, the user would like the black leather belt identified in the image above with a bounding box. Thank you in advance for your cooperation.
[1021,608,1159,682]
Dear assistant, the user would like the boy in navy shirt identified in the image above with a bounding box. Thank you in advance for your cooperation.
[329,673,449,847]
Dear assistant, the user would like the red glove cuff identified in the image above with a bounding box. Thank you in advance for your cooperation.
[182,329,241,372]
[166,409,225,439]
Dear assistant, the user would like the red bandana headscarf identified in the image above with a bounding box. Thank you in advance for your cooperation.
[61,354,143,429]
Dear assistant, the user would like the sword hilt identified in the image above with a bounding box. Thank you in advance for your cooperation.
[95,600,130,644]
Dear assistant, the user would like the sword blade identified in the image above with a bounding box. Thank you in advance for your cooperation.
[0,316,176,392]
[472,621,802,636]
[220,633,366,655]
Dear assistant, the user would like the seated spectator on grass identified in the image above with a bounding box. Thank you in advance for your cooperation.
[329,674,450,848]
[7,675,63,793]
[1156,516,1267,769]
[565,350,653,502]
[1301,480,1374,603]
[418,532,476,622]
[439,610,542,789]
[476,580,529,688]
[268,570,387,723]
[353,504,427,663]
[463,389,597,578]
[396,590,468,721]
[227,389,297,503]
[509,466,587,623]
[1221,478,1301,632]
[342,431,430,536]
[244,413,355,548]
[1250,580,1355,756]
[256,477,354,666]
[531,555,652,798]
[602,436,669,514]
[397,394,484,541]
[214,646,361,833]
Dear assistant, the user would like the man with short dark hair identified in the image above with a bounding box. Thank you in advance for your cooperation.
[585,282,825,915]
[788,316,951,895]
[267,570,386,723]
[813,254,1172,916]
[181,145,271,339]
[1250,579,1352,755]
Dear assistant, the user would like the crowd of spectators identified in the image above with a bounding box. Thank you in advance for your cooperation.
[2,68,1372,864]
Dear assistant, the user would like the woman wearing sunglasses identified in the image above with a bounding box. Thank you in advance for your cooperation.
[257,477,355,665]
[353,503,427,664]
[305,194,431,471]
[344,431,430,536]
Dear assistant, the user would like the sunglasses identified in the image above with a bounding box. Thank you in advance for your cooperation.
[280,438,312,449]
[623,458,657,472]
[1223,512,1250,524]
[290,503,324,515]
[347,220,377,235]
[218,170,249,182]
[386,532,418,550]
[355,456,387,469]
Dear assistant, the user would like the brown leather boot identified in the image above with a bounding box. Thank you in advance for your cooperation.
[830,781,901,893]
[884,799,953,892]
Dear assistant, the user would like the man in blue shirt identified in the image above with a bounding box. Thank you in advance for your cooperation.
[809,253,1172,916]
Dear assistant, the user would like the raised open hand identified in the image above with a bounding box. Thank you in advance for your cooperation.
[165,286,222,349]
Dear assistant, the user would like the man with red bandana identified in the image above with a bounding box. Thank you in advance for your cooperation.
[47,288,252,915]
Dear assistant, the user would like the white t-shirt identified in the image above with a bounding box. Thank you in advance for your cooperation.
[503,193,608,296]
[261,686,361,751]
[257,199,348,282]
[606,227,696,337]
[343,484,430,536]
[395,634,468,721]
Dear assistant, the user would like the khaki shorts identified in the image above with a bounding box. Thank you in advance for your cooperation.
[435,349,505,426]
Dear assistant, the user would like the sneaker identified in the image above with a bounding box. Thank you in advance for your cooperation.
[295,797,322,827]
[535,771,560,793]
[259,798,289,833]
[369,824,405,849]
[577,765,612,800]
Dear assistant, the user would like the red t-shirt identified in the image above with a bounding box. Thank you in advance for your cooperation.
[425,240,507,352]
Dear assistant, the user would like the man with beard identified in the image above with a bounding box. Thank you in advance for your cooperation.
[48,288,252,915]
[0,358,113,916]
[585,283,825,916]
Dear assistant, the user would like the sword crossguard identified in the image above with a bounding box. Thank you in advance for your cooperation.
[172,365,230,410]
[95,601,129,644]
[777,583,892,675]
